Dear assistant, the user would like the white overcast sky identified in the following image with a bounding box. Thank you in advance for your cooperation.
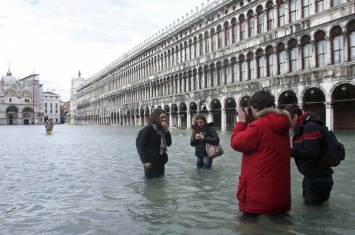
[0,0,206,101]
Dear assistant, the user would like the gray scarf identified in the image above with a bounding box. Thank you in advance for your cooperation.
[152,124,168,155]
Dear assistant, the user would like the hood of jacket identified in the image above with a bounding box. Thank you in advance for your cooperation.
[293,111,324,135]
[256,108,291,135]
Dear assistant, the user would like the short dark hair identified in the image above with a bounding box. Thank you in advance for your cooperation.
[149,108,166,124]
[283,104,303,118]
[249,90,275,110]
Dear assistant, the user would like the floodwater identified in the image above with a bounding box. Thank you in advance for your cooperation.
[0,125,354,235]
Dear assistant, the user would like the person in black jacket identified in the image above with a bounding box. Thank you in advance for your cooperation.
[137,108,172,178]
[190,114,220,168]
[284,104,333,205]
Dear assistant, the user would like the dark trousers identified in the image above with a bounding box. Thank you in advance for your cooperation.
[144,164,165,178]
[302,176,333,205]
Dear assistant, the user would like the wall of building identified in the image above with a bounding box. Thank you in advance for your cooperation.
[75,0,355,130]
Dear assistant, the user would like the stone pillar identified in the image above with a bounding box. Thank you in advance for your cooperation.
[187,111,191,129]
[208,111,213,123]
[325,102,334,130]
[169,112,173,128]
[221,108,226,131]
[178,113,182,127]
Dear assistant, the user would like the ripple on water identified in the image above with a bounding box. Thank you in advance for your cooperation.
[0,125,355,234]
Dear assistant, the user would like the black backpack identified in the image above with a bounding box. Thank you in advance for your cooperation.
[319,125,345,167]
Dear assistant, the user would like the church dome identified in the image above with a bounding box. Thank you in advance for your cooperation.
[4,68,17,85]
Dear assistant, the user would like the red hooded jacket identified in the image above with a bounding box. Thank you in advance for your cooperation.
[231,108,291,214]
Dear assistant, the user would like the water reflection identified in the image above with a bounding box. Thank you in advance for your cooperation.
[0,125,354,234]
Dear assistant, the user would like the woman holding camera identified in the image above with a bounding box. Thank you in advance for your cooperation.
[190,114,220,168]
[231,90,291,217]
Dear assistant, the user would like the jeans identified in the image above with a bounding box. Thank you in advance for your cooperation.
[144,164,165,178]
[196,156,213,168]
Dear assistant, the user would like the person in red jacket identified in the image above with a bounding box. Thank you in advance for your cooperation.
[231,90,291,218]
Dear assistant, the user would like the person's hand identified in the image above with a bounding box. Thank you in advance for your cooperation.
[161,122,169,132]
[144,162,151,169]
[237,107,247,123]
[195,134,204,141]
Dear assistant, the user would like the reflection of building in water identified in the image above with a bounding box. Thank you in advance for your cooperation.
[74,0,355,130]
[0,68,43,125]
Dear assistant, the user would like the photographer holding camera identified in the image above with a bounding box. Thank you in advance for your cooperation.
[231,90,291,218]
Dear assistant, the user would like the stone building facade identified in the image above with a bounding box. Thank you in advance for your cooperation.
[0,69,43,125]
[43,91,61,124]
[75,0,355,131]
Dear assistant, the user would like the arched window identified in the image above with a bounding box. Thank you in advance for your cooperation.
[204,32,210,53]
[172,48,175,65]
[199,34,204,56]
[224,22,230,46]
[239,55,247,81]
[210,64,216,87]
[204,66,209,88]
[247,10,255,38]
[256,6,264,34]
[188,40,193,60]
[217,26,223,49]
[164,52,167,69]
[232,18,238,43]
[277,43,287,74]
[224,60,230,84]
[316,0,325,12]
[267,2,275,30]
[193,69,198,90]
[194,37,198,58]
[290,0,299,22]
[330,26,343,65]
[315,31,327,67]
[347,21,355,61]
[278,1,286,27]
[288,39,298,72]
[266,46,275,76]
[184,41,188,62]
[301,35,312,69]
[167,50,171,68]
[211,28,216,51]
[303,0,313,17]
[256,49,265,78]
[247,52,255,80]
[239,15,246,41]
[216,62,222,86]
[231,57,238,83]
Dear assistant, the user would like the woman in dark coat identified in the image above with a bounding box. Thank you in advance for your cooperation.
[190,114,220,168]
[137,108,172,178]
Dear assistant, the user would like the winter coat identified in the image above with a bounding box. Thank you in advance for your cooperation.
[291,112,333,177]
[231,108,291,214]
[190,123,219,157]
[137,124,172,165]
